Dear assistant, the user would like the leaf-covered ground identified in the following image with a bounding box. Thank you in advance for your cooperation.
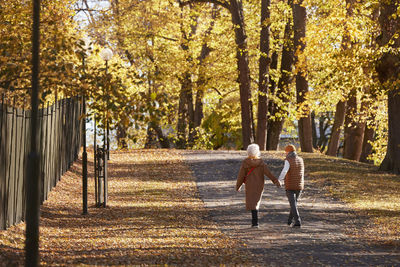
[0,149,252,266]
[302,152,400,247]
[184,150,400,266]
[1,149,399,266]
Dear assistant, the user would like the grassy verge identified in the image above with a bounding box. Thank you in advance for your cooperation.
[0,149,251,266]
[301,152,400,247]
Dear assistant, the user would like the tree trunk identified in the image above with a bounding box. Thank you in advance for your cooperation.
[266,119,284,150]
[116,122,128,149]
[360,124,374,163]
[151,121,170,148]
[190,63,206,145]
[256,0,271,150]
[187,83,195,146]
[230,0,254,149]
[343,92,365,161]
[186,1,253,149]
[340,0,366,161]
[177,7,197,149]
[176,72,191,149]
[293,0,313,152]
[379,89,400,173]
[267,51,278,120]
[326,100,346,156]
[189,8,216,145]
[317,113,331,151]
[112,0,129,150]
[375,1,400,173]
[326,0,356,157]
[266,0,293,150]
[144,125,158,148]
[194,88,203,128]
[311,111,318,149]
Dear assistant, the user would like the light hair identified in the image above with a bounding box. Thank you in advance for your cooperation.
[247,143,260,158]
[285,145,296,153]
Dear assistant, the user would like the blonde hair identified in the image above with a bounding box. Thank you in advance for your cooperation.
[247,143,260,158]
[285,145,296,153]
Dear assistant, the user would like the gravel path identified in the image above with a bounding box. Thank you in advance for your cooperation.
[183,150,400,267]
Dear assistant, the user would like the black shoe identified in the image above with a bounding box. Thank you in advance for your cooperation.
[291,222,301,228]
[287,219,292,226]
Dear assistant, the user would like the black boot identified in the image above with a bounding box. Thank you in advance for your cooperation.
[287,214,293,226]
[251,210,259,227]
[292,218,301,228]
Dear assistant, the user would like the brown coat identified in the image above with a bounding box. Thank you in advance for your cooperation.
[236,158,279,210]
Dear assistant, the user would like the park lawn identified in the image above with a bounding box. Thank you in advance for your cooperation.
[301,152,400,247]
[0,149,252,266]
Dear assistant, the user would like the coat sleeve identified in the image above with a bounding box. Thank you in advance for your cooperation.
[278,160,290,181]
[263,163,280,185]
[236,162,246,191]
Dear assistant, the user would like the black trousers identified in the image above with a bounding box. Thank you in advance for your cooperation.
[251,209,258,226]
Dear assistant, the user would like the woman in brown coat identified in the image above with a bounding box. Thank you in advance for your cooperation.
[236,144,281,227]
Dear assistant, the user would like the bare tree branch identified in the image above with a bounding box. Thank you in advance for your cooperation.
[74,8,100,12]
[178,0,230,10]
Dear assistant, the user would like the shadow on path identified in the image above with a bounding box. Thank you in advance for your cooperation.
[183,150,400,267]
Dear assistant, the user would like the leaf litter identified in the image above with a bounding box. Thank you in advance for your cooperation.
[0,149,253,266]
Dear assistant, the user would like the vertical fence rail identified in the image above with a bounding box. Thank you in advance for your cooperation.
[19,105,27,223]
[6,103,14,227]
[0,97,82,230]
[38,104,44,204]
[14,104,23,224]
[0,95,5,229]
[94,116,98,205]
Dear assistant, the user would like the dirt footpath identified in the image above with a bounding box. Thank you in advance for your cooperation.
[183,150,400,267]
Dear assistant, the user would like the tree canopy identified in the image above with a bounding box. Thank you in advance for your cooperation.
[1,0,399,170]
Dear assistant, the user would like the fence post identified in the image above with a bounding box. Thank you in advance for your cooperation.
[7,98,16,227]
[94,116,98,205]
[103,111,108,208]
[0,94,5,229]
[103,146,107,207]
[41,103,48,202]
[45,102,50,201]
[49,102,54,189]
[61,100,65,176]
[12,97,19,224]
[95,146,104,207]
[82,96,88,215]
[57,100,62,181]
[21,100,27,222]
[107,120,110,160]
[39,103,44,204]
[15,100,26,224]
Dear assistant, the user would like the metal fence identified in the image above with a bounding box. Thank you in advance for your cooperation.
[0,97,82,229]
